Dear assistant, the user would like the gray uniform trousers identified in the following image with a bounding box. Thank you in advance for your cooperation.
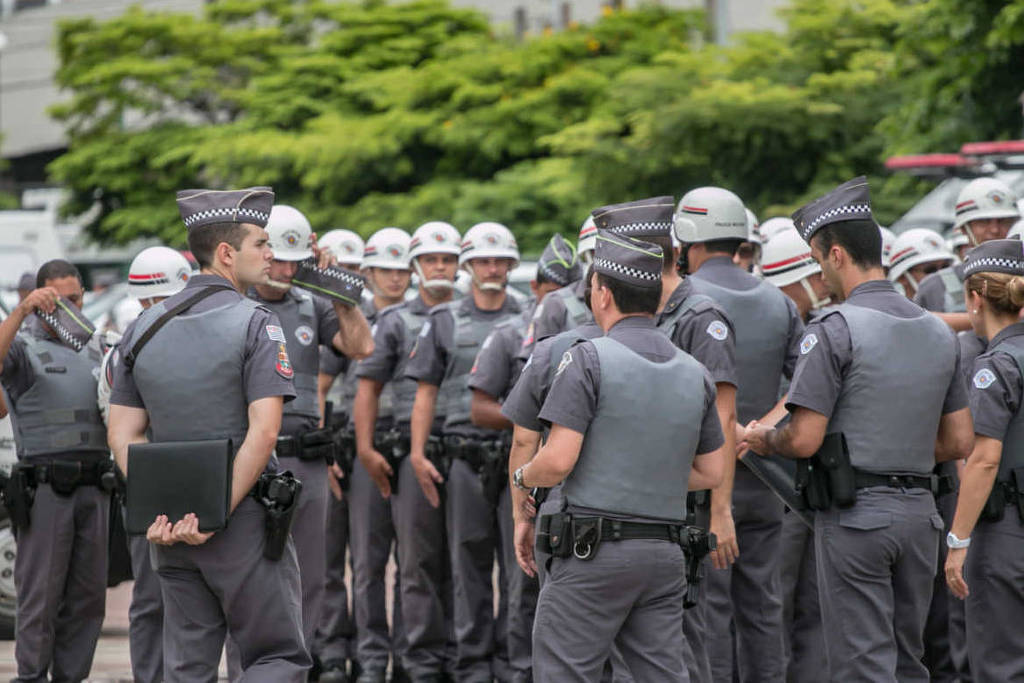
[964,511,1024,682]
[156,496,310,682]
[14,483,109,683]
[446,456,511,682]
[315,486,355,664]
[814,488,941,682]
[923,485,962,683]
[349,457,406,672]
[129,535,164,683]
[705,470,786,682]
[778,512,825,683]
[532,539,689,683]
[682,500,712,683]
[499,486,539,683]
[390,454,452,676]
[227,457,329,681]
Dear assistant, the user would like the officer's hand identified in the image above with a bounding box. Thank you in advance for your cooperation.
[742,420,771,456]
[709,508,739,570]
[19,287,60,317]
[311,233,337,269]
[327,464,344,502]
[514,519,538,577]
[411,452,443,508]
[945,546,969,599]
[170,513,214,546]
[517,494,537,521]
[359,449,394,499]
[735,422,751,459]
[146,515,175,545]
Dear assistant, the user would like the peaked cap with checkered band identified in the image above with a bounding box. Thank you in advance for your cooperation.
[176,186,275,232]
[963,238,1024,277]
[592,196,675,238]
[537,234,582,286]
[792,176,873,244]
[593,230,663,290]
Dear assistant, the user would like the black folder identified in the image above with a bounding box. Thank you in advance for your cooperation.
[126,439,233,535]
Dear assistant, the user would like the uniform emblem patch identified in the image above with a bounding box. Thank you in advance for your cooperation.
[522,322,535,348]
[974,368,996,389]
[295,325,314,346]
[276,343,294,379]
[266,325,286,342]
[706,321,728,341]
[800,333,818,355]
[556,350,573,376]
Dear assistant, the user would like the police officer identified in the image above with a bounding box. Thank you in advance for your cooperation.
[315,227,366,682]
[348,226,416,682]
[0,259,111,682]
[944,239,1024,682]
[239,205,374,681]
[406,221,523,681]
[879,226,897,274]
[760,229,830,682]
[887,229,955,299]
[519,228,725,682]
[915,177,1020,332]
[745,176,974,682]
[97,246,193,683]
[353,220,462,682]
[107,187,311,680]
[468,233,581,683]
[532,217,596,340]
[734,208,761,274]
[675,186,804,683]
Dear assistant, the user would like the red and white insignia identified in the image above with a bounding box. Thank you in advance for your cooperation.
[276,343,294,379]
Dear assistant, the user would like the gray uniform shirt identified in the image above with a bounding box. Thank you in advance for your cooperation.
[538,316,723,456]
[533,278,589,341]
[110,274,296,409]
[914,263,965,312]
[786,280,967,418]
[656,277,738,387]
[404,295,521,438]
[467,306,536,402]
[248,288,339,435]
[967,322,1024,441]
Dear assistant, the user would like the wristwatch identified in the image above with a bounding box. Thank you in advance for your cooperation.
[512,464,530,491]
[946,532,971,549]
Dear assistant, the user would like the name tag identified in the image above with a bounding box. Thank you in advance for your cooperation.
[44,366,68,374]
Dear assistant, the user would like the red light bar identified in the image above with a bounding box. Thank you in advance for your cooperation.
[885,154,969,170]
[960,140,1024,156]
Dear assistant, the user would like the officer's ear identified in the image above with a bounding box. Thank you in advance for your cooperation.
[215,240,237,269]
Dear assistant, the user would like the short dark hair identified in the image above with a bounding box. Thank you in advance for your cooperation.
[187,222,250,268]
[536,269,556,286]
[811,219,882,269]
[36,259,82,288]
[704,238,744,257]
[645,235,676,274]
[583,264,594,311]
[595,272,660,315]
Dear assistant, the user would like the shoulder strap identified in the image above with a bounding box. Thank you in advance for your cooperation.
[122,286,227,370]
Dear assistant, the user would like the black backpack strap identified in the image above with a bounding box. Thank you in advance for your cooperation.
[122,286,227,370]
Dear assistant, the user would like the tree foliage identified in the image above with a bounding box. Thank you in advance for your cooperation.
[48,0,1024,250]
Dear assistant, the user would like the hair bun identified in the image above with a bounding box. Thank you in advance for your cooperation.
[1008,276,1024,308]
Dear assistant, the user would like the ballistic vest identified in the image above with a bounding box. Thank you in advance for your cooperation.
[563,336,705,523]
[557,285,592,331]
[10,333,107,459]
[259,290,319,420]
[690,275,790,423]
[939,268,966,313]
[389,305,429,425]
[827,303,956,475]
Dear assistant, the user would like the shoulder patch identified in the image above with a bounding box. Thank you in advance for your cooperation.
[294,324,314,346]
[973,368,997,389]
[556,350,573,377]
[276,343,294,379]
[706,320,728,341]
[419,321,432,338]
[266,325,286,343]
[800,333,818,355]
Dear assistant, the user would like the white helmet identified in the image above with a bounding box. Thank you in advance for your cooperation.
[745,208,762,246]
[673,187,748,243]
[362,227,412,270]
[128,246,192,300]
[759,217,796,243]
[578,215,597,261]
[459,222,520,267]
[319,229,365,266]
[1009,219,1024,240]
[409,221,461,259]
[761,228,820,287]
[953,177,1020,232]
[265,205,314,261]
[878,226,896,268]
[887,229,954,285]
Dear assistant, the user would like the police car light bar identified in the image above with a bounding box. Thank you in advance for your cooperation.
[960,140,1024,157]
[884,154,975,178]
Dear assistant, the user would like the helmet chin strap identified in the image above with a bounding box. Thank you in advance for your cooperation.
[464,263,507,292]
[963,225,980,248]
[265,279,292,292]
[799,278,832,310]
[413,257,455,294]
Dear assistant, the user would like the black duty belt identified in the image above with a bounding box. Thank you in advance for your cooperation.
[276,429,335,462]
[854,471,950,495]
[538,512,689,561]
[442,435,508,469]
[16,460,118,495]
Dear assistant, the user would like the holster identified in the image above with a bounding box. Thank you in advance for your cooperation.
[253,471,303,561]
[379,430,406,495]
[334,429,356,492]
[795,460,831,511]
[426,435,450,479]
[537,512,572,558]
[797,433,854,510]
[299,428,336,464]
[480,440,509,508]
[532,487,550,507]
[1012,467,1024,523]
[1,467,35,532]
[980,482,1007,523]
[682,526,717,610]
